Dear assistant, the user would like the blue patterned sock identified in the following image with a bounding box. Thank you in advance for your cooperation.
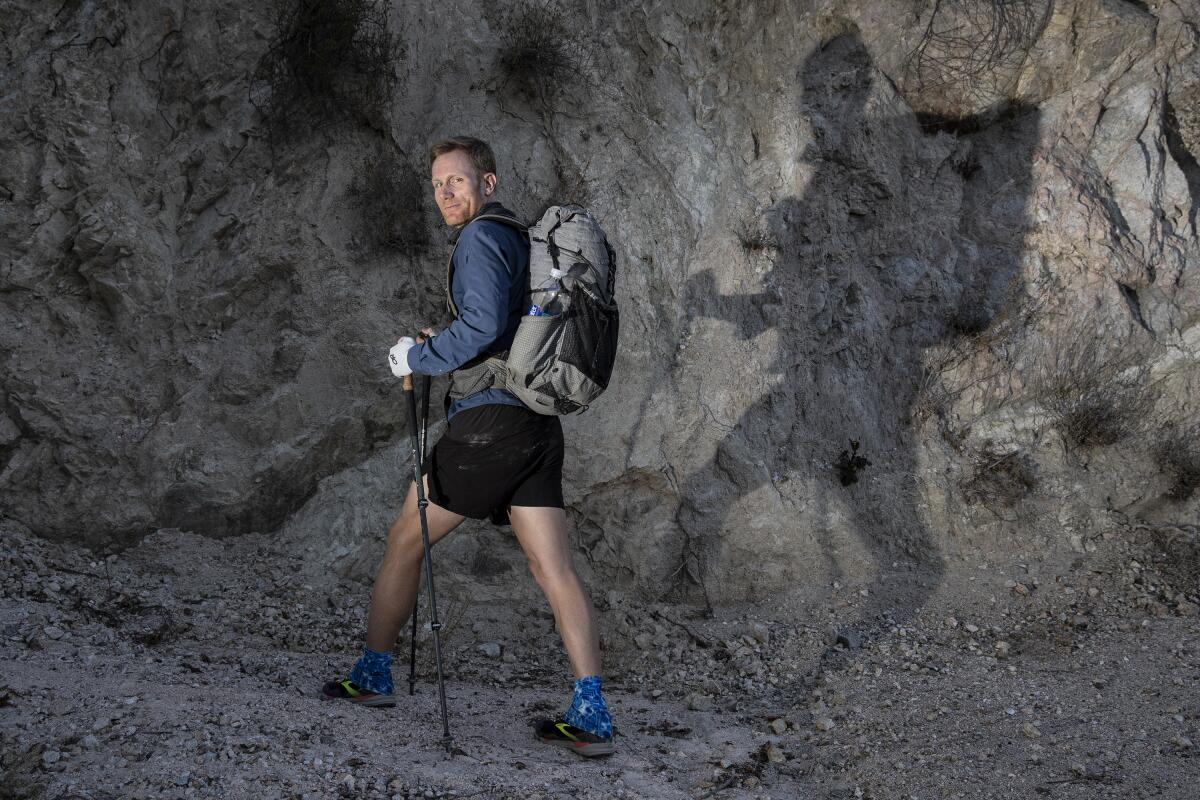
[564,675,613,739]
[347,647,394,695]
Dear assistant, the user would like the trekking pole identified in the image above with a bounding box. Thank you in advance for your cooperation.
[407,374,432,698]
[403,373,453,754]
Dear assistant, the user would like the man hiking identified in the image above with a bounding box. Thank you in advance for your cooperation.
[321,136,615,757]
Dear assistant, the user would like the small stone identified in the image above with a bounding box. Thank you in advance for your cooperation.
[477,643,501,659]
[749,623,770,643]
[42,750,62,765]
[81,735,99,749]
[339,774,356,792]
[815,717,835,732]
[688,694,714,712]
[1172,735,1194,749]
[501,651,517,663]
[1021,723,1041,739]
[769,718,787,735]
[43,625,64,640]
[765,744,786,763]
[994,641,1011,659]
[1175,602,1199,617]
[176,772,191,787]
[964,623,979,634]
[1012,583,1030,596]
[634,633,653,650]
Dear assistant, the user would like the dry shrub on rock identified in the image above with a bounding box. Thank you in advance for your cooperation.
[903,0,1051,117]
[732,217,781,259]
[961,442,1038,508]
[911,300,1040,435]
[1035,334,1158,450]
[492,0,594,112]
[251,0,397,138]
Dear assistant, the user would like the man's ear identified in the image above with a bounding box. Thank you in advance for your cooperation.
[483,172,497,196]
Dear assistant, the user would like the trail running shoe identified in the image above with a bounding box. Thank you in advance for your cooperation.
[533,718,616,757]
[320,678,396,708]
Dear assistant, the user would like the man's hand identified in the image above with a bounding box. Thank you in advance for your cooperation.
[389,337,416,377]
[417,326,438,343]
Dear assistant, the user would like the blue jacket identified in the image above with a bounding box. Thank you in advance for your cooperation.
[406,204,529,418]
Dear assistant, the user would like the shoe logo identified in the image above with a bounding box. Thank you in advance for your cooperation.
[555,722,579,742]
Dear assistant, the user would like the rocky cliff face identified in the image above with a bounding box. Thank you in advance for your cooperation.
[2,0,1197,608]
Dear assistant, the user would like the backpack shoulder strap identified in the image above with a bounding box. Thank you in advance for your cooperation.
[473,212,529,232]
[445,211,529,317]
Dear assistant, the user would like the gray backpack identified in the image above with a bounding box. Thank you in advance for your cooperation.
[444,205,619,415]
[507,205,619,415]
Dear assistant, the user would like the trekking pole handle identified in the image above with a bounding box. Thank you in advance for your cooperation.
[403,375,413,391]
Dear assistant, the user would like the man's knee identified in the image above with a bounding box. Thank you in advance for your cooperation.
[385,512,427,563]
[527,553,575,591]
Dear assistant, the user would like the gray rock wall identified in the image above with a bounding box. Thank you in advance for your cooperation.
[2,0,1197,607]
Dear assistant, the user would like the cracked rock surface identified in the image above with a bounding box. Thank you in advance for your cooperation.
[1,0,1196,604]
[3,0,1200,796]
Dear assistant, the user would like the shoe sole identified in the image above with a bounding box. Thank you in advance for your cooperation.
[539,736,616,757]
[321,692,396,708]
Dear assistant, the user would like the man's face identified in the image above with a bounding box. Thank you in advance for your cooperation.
[430,149,496,228]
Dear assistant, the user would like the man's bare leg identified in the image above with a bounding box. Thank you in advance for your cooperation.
[365,477,465,652]
[508,505,601,678]
[510,505,613,748]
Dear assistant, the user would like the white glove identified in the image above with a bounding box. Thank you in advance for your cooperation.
[388,337,415,377]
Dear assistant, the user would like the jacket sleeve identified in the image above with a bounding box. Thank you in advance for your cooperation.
[406,224,515,376]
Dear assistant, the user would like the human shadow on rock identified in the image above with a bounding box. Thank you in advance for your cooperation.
[675,34,1041,660]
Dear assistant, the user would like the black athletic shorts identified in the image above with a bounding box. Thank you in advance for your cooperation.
[426,403,564,525]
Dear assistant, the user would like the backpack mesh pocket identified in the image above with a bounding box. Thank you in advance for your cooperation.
[557,284,619,390]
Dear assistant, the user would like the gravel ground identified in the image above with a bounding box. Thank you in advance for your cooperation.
[2,522,1199,799]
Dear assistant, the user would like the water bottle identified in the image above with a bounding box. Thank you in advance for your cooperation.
[527,268,566,316]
